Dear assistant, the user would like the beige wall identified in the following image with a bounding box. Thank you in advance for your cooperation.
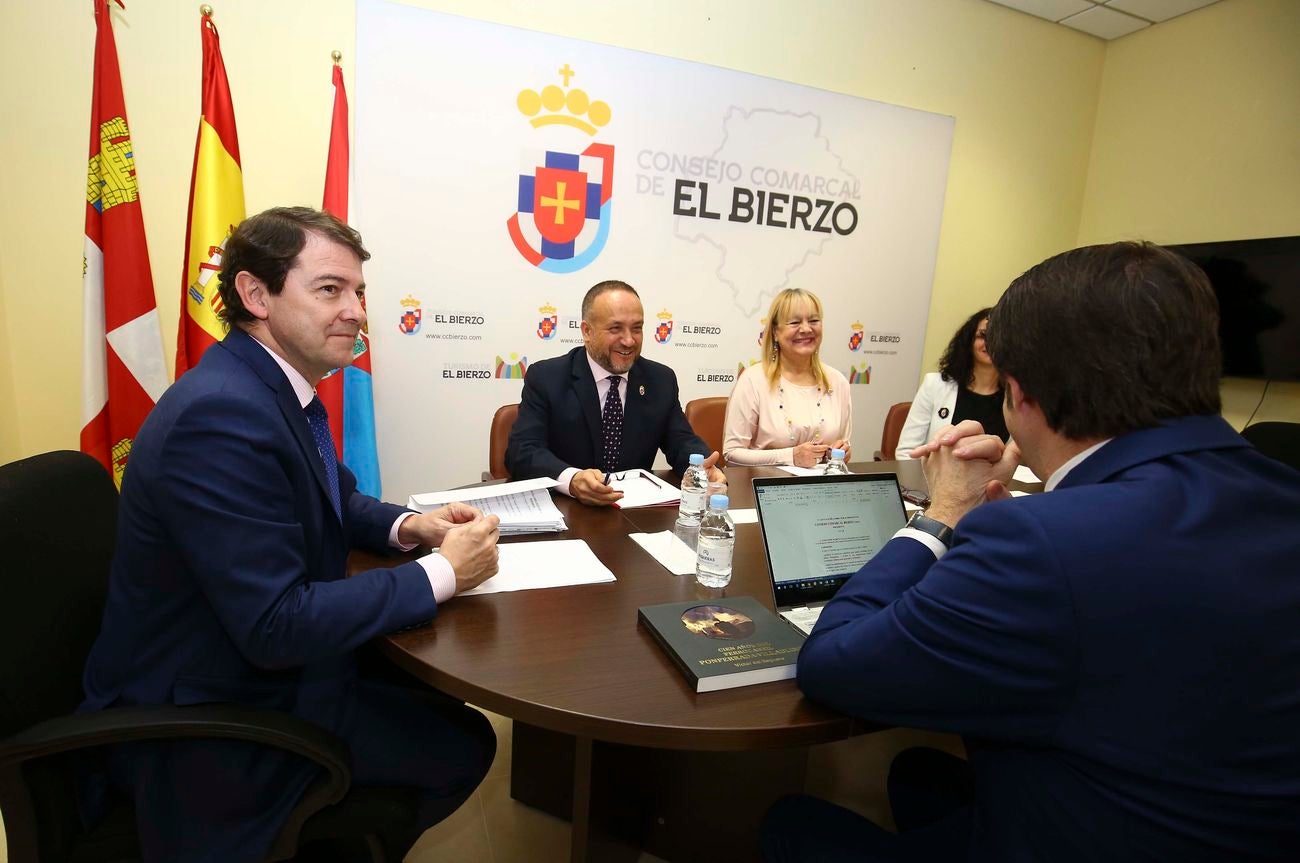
[1,0,1295,457]
[1075,0,1300,426]
[0,0,1104,460]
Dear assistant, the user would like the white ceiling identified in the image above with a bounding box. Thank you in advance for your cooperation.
[984,0,1222,40]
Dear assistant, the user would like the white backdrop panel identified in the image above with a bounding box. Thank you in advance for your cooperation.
[356,0,954,502]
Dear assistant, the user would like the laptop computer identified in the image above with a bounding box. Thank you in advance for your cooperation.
[753,473,909,636]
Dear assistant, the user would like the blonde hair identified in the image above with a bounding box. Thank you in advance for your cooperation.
[760,288,830,391]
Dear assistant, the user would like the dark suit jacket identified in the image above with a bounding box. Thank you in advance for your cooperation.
[799,415,1300,861]
[505,345,708,480]
[81,327,439,862]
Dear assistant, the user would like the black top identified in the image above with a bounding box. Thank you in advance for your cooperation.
[953,386,1010,442]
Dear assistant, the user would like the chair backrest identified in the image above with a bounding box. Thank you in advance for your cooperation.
[878,401,912,461]
[1240,421,1300,471]
[0,451,117,738]
[684,397,728,460]
[487,403,520,480]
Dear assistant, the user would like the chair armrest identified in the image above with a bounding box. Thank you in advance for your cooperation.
[0,702,350,793]
[1,703,353,862]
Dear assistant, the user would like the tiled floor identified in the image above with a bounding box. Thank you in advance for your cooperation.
[0,709,961,862]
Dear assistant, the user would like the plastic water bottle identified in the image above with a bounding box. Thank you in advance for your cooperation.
[695,494,736,588]
[678,453,709,525]
[823,448,849,475]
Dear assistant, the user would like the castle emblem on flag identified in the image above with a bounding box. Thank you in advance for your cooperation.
[537,302,559,340]
[398,295,422,335]
[110,438,132,489]
[86,117,139,213]
[507,66,615,274]
[654,308,674,345]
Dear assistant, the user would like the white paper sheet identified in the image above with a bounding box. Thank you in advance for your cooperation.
[609,469,681,508]
[458,539,614,596]
[773,464,845,477]
[630,531,699,576]
[729,508,759,524]
[1013,465,1041,483]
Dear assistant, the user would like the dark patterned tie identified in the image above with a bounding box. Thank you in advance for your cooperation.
[304,396,342,520]
[601,376,624,474]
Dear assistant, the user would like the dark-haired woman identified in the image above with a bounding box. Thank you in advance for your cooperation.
[896,308,1008,458]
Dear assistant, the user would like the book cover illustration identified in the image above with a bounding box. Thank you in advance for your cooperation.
[638,596,804,693]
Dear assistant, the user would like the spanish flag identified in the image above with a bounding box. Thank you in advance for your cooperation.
[81,0,168,489]
[317,58,383,497]
[175,6,244,376]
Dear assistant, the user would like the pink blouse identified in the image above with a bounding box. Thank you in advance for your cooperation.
[722,365,853,465]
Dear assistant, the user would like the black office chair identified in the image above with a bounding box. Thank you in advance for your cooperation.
[1240,421,1300,471]
[0,451,418,862]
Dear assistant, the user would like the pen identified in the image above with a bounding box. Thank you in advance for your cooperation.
[603,472,611,485]
[639,472,660,489]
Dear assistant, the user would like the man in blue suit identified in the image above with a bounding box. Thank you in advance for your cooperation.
[764,242,1300,861]
[82,208,502,862]
[506,280,725,506]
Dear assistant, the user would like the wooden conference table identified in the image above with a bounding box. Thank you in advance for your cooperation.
[350,461,1035,861]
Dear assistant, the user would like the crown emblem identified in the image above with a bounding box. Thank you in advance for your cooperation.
[851,321,863,330]
[516,64,611,136]
[657,308,673,321]
[400,295,421,309]
[538,302,557,315]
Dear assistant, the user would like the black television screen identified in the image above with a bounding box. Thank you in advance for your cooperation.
[1166,236,1300,381]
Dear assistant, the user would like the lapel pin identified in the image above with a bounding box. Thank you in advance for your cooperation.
[639,385,646,396]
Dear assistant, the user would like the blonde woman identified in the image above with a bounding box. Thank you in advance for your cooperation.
[723,289,852,467]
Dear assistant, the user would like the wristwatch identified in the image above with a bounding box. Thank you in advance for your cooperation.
[906,511,954,549]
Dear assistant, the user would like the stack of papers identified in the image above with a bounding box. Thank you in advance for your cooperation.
[609,469,681,508]
[407,477,567,536]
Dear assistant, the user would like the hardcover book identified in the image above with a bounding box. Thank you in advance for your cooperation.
[637,596,804,693]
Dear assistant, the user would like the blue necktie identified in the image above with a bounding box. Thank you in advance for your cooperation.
[304,396,342,520]
[601,376,623,473]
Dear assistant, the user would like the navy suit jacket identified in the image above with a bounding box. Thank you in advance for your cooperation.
[81,327,439,861]
[799,415,1300,861]
[505,345,708,480]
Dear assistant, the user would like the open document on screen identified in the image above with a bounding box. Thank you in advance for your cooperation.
[758,479,904,585]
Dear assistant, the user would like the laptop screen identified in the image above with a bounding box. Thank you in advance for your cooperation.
[753,473,908,609]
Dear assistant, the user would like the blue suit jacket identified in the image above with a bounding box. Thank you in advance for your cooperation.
[505,345,708,480]
[81,327,439,861]
[799,415,1300,861]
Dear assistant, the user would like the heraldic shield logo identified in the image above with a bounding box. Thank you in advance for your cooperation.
[654,309,673,345]
[507,65,614,274]
[537,303,558,340]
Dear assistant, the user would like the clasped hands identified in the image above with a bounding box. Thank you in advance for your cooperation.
[793,438,851,468]
[570,451,727,507]
[908,421,1020,529]
[398,502,501,593]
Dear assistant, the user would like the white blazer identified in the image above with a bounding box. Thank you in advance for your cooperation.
[895,373,958,459]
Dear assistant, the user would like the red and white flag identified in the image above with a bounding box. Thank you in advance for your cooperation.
[317,58,383,497]
[81,0,168,488]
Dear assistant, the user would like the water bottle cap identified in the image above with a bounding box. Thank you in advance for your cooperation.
[688,453,705,465]
[831,448,846,459]
[709,494,729,509]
